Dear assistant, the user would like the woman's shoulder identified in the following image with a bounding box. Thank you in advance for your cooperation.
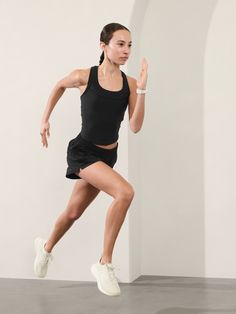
[126,75,136,83]
[73,66,95,86]
[126,75,137,91]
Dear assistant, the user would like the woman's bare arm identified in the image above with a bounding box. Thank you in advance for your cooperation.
[40,69,84,148]
[41,69,83,123]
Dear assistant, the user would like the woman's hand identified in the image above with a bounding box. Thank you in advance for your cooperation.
[40,121,50,148]
[136,57,148,89]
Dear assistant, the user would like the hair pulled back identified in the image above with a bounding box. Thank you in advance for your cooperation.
[99,22,130,65]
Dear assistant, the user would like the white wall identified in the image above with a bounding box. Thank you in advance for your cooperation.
[0,0,134,282]
[135,0,236,279]
[132,0,219,278]
[1,0,236,282]
[128,0,150,282]
[205,0,236,278]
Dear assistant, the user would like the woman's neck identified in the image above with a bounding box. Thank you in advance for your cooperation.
[99,60,120,77]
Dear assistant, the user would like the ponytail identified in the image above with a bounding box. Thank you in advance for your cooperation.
[99,51,104,65]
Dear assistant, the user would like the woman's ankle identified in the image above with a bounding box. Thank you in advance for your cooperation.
[44,242,52,253]
[100,256,112,264]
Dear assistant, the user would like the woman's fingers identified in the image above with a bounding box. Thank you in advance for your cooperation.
[141,58,148,71]
[40,121,50,147]
[41,134,46,147]
[43,135,48,147]
[41,130,48,148]
[137,57,148,89]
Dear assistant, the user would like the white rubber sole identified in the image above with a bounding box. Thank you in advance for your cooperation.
[90,264,121,297]
[34,238,46,278]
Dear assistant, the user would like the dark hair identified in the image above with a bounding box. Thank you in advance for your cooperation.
[99,23,130,65]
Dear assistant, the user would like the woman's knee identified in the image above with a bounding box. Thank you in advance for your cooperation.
[64,195,87,220]
[65,180,100,221]
[66,204,84,221]
[116,184,135,203]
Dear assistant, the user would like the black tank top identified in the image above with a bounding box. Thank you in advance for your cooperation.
[80,65,130,145]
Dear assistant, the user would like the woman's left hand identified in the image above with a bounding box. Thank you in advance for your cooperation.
[136,57,148,89]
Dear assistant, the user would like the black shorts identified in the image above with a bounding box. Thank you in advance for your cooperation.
[66,133,118,179]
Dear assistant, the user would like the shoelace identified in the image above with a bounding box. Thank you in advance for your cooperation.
[106,264,121,282]
[41,252,53,263]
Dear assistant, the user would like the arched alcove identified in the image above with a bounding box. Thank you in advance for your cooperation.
[128,0,220,280]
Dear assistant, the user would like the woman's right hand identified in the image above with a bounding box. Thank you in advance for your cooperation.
[40,121,50,148]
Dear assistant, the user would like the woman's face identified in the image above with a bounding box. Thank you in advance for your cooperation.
[102,29,132,65]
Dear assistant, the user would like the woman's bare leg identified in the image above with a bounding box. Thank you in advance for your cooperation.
[77,162,135,264]
[44,179,100,253]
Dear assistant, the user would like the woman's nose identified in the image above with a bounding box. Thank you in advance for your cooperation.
[124,46,130,54]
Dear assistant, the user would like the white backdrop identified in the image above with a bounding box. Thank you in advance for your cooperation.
[132,0,236,279]
[0,0,134,282]
[1,0,236,282]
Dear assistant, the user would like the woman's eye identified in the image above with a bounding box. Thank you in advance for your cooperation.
[118,43,132,47]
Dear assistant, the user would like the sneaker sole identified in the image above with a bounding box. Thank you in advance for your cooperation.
[34,238,46,278]
[90,264,121,297]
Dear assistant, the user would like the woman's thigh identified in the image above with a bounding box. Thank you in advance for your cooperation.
[67,179,100,213]
[76,161,135,200]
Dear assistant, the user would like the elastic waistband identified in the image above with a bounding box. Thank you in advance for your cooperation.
[78,133,118,152]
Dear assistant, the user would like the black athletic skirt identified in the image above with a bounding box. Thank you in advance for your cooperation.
[66,133,118,179]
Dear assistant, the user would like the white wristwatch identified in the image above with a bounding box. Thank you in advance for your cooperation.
[136,88,147,94]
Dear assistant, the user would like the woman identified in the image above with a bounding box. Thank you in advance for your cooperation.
[34,22,148,297]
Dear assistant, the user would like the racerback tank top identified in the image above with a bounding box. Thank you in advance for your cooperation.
[80,65,130,145]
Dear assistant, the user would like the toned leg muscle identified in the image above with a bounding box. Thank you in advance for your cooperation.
[45,179,100,252]
[77,161,135,263]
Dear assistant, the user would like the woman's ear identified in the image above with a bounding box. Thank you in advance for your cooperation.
[100,41,106,51]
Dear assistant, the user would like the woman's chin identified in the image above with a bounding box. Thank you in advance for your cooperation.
[120,59,127,65]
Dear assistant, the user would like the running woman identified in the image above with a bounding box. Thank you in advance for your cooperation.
[34,22,148,297]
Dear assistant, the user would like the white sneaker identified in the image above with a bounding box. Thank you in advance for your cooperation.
[34,237,53,278]
[91,261,121,296]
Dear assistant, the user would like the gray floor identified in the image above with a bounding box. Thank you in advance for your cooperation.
[1,276,236,314]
